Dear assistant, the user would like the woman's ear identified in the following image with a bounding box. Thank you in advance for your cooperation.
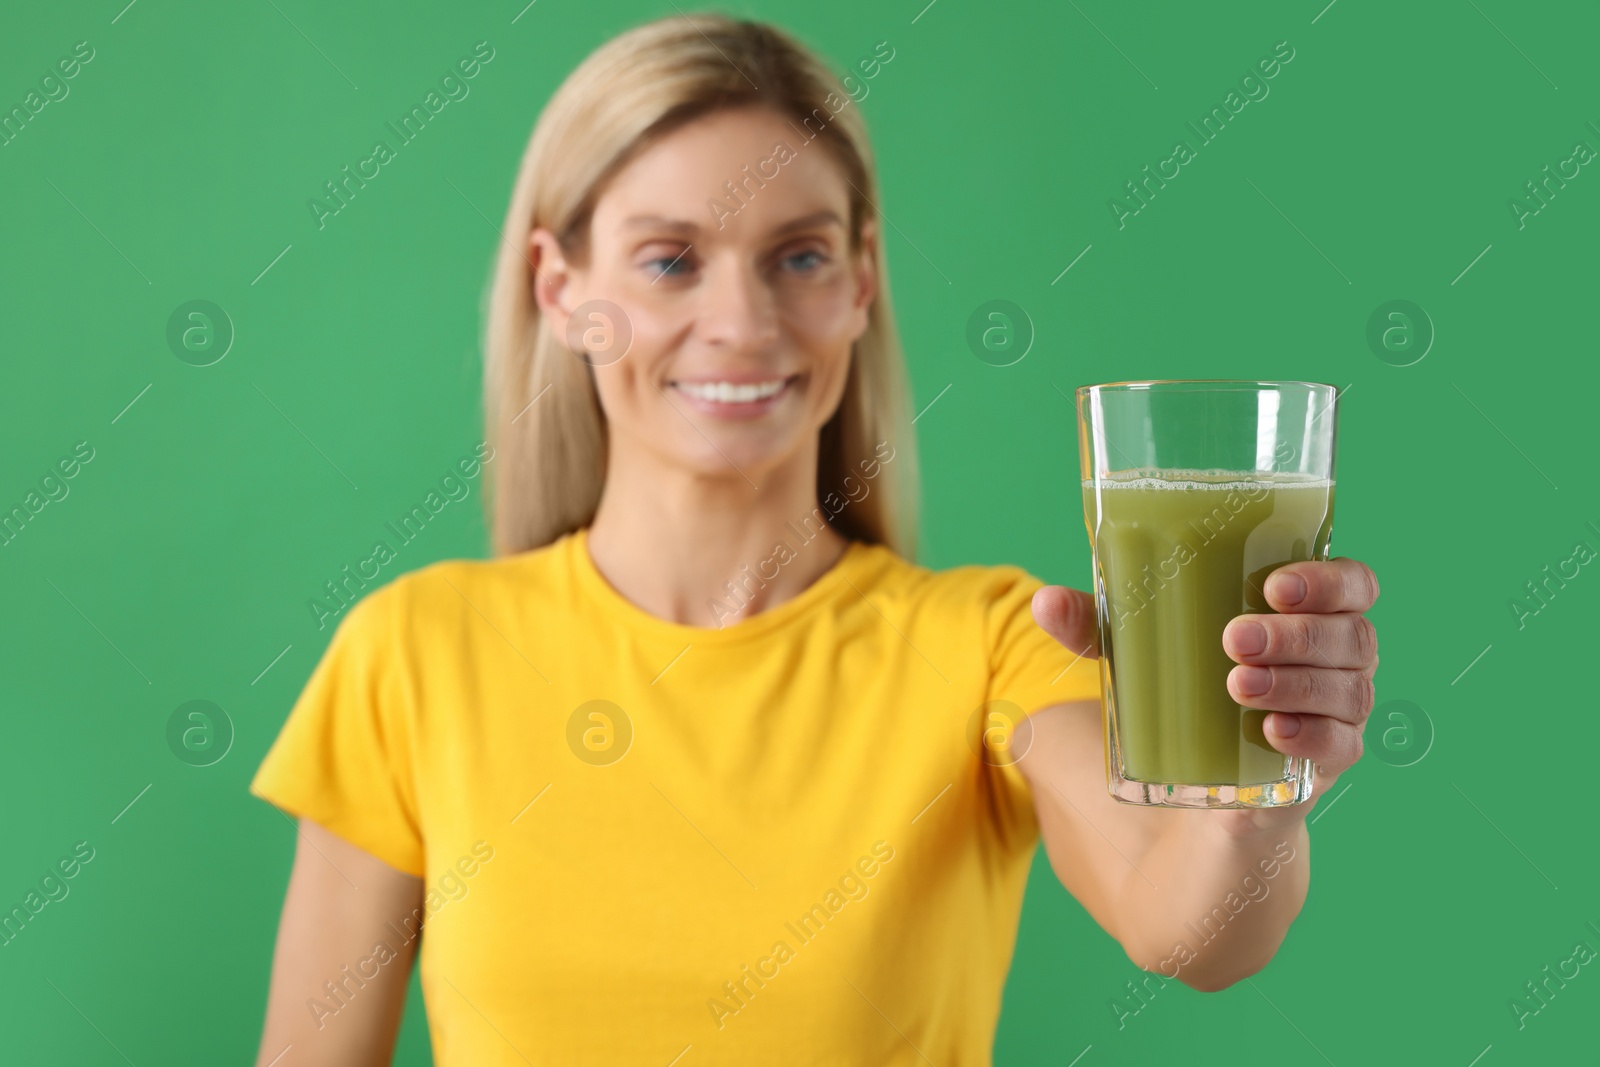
[528,227,576,339]
[850,216,879,337]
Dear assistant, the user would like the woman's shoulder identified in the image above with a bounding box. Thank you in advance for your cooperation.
[855,542,1048,610]
[345,532,578,626]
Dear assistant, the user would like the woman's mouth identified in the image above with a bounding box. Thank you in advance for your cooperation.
[667,375,798,418]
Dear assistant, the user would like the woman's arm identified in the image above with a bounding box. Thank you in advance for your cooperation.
[1017,557,1380,991]
[255,819,424,1066]
[1015,702,1309,992]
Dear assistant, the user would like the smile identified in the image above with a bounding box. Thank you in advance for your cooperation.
[668,376,796,404]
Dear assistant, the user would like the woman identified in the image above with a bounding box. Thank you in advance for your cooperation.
[250,13,1380,1066]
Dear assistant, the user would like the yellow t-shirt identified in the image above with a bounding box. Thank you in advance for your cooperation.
[250,526,1101,1065]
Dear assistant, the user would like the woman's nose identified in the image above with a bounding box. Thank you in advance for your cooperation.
[698,260,779,352]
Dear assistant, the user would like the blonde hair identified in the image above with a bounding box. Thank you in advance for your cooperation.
[480,12,919,560]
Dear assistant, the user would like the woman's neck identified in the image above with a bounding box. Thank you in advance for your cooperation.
[584,441,850,628]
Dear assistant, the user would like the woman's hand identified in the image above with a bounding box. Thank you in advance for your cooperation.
[1215,556,1381,836]
[1031,556,1382,838]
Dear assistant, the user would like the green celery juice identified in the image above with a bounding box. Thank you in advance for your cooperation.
[1084,468,1336,786]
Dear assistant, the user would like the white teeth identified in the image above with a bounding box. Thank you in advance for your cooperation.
[674,378,788,403]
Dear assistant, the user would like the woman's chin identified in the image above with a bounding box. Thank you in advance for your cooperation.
[674,432,806,481]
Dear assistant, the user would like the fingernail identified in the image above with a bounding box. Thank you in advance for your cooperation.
[1230,621,1267,656]
[1270,572,1307,606]
[1236,666,1272,697]
[1272,712,1301,738]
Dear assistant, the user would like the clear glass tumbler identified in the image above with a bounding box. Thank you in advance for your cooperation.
[1076,380,1339,808]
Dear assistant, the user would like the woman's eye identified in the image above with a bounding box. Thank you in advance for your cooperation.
[783,249,827,272]
[642,252,694,278]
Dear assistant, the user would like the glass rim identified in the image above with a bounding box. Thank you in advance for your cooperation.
[1075,379,1338,397]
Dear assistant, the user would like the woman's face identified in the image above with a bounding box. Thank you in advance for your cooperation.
[530,105,877,482]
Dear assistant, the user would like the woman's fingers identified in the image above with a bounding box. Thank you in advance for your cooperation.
[1223,611,1378,670]
[1259,710,1365,775]
[1263,557,1381,615]
[1227,663,1376,725]
[1031,586,1101,661]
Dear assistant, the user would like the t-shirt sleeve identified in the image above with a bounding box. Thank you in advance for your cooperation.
[984,566,1101,720]
[979,566,1103,837]
[249,584,426,877]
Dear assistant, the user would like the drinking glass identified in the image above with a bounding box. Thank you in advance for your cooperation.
[1076,380,1338,808]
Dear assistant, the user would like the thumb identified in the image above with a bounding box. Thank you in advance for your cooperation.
[1031,585,1101,661]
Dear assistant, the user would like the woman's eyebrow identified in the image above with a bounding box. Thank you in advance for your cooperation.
[621,209,844,237]
[766,209,845,236]
[622,215,698,235]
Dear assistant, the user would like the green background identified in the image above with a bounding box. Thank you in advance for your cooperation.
[2,0,1595,1063]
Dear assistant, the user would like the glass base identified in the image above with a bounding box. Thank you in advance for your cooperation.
[1108,759,1315,808]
